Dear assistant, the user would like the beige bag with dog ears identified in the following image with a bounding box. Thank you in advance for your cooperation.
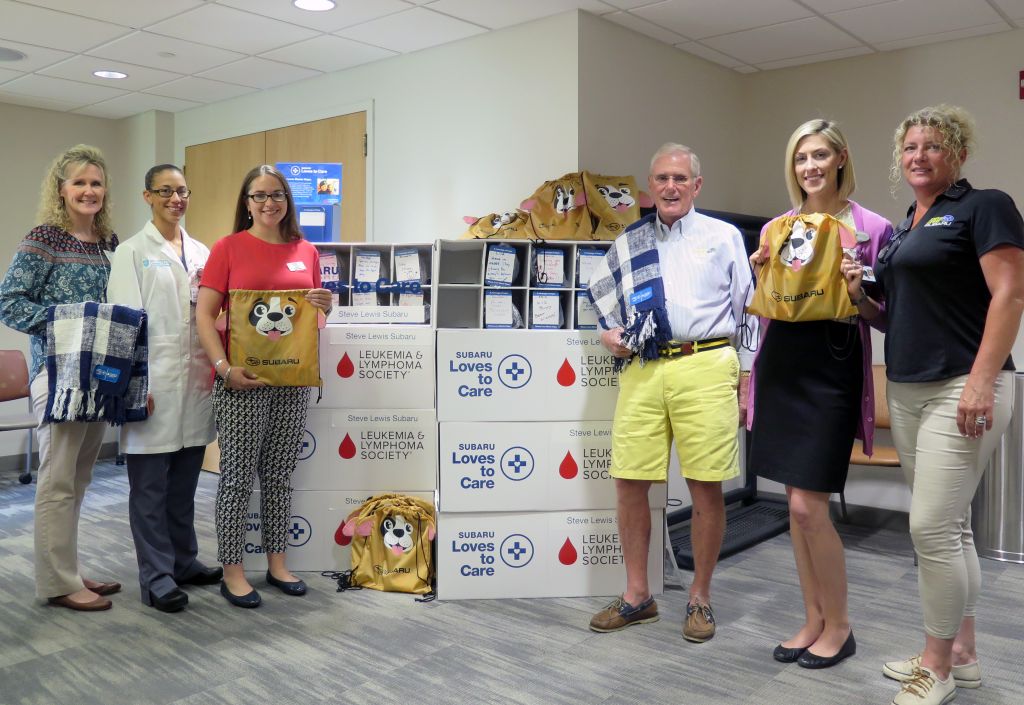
[227,289,321,387]
[582,171,644,240]
[336,493,436,595]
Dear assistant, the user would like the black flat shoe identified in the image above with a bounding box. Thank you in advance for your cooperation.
[179,566,224,586]
[220,581,261,608]
[773,644,809,663]
[797,631,856,669]
[266,571,307,596]
[149,588,188,613]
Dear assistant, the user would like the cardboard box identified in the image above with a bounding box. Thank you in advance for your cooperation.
[294,408,437,491]
[436,508,664,600]
[439,421,666,512]
[436,329,619,422]
[318,325,435,409]
[242,489,434,572]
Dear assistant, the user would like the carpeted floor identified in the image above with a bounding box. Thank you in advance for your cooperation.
[0,461,1021,705]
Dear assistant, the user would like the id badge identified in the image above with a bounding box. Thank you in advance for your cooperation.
[861,265,876,283]
[189,267,203,304]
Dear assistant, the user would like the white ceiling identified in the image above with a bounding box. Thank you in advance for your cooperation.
[0,0,1020,119]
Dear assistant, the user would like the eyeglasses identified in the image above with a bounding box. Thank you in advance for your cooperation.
[248,191,287,203]
[876,221,912,265]
[149,187,191,198]
[652,174,691,185]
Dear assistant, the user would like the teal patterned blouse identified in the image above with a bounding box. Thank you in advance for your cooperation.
[0,225,119,380]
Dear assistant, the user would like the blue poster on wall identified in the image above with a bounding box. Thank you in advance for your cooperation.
[276,162,342,204]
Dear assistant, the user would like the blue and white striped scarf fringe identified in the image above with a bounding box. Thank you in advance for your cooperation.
[45,302,149,425]
[586,217,672,371]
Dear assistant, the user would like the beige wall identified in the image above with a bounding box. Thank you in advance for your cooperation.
[174,12,583,244]
[578,12,745,211]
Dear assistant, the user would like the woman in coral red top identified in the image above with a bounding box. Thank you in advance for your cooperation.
[196,165,332,608]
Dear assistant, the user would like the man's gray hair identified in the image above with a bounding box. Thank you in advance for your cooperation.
[649,142,701,177]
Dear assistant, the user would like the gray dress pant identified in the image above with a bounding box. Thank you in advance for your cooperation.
[126,446,206,602]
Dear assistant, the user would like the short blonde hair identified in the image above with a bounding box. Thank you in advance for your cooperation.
[783,119,856,211]
[649,142,701,178]
[890,104,974,194]
[37,144,114,240]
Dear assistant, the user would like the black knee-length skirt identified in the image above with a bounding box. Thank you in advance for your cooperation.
[749,319,863,493]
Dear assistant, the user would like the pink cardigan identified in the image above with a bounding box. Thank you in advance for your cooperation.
[745,200,894,456]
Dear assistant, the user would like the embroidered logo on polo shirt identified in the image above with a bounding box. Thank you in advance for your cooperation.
[924,215,955,227]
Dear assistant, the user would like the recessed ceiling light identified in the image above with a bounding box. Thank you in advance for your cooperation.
[0,47,28,62]
[93,70,128,79]
[293,0,335,11]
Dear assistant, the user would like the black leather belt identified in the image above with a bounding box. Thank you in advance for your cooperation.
[658,337,731,358]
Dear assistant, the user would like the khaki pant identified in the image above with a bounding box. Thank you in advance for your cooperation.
[887,372,1012,639]
[30,371,108,599]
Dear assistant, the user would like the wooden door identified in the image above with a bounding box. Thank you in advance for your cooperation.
[184,132,266,247]
[265,112,366,243]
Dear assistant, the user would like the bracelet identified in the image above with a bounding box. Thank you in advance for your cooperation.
[850,291,868,306]
[222,365,232,381]
[213,358,225,372]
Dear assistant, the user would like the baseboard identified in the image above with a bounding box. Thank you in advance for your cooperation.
[757,490,910,532]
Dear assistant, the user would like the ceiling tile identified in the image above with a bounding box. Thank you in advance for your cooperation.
[198,56,322,89]
[146,4,319,55]
[14,0,206,28]
[334,7,486,52]
[702,16,862,64]
[0,0,132,52]
[602,0,669,8]
[87,32,245,75]
[799,0,895,12]
[144,76,257,103]
[632,0,812,39]
[73,92,201,119]
[874,22,1010,51]
[0,90,85,111]
[756,45,872,70]
[604,11,691,43]
[38,56,184,91]
[1,73,129,104]
[428,0,615,29]
[0,40,73,72]
[263,35,395,73]
[826,0,1006,45]
[734,65,759,73]
[216,0,413,32]
[676,41,745,68]
[0,67,25,84]
[991,0,1024,21]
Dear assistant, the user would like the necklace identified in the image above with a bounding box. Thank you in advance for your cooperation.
[66,229,111,298]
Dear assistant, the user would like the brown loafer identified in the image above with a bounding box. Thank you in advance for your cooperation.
[47,594,112,611]
[87,581,122,596]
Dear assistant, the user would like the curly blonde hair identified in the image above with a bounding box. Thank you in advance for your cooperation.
[889,104,974,195]
[37,144,114,240]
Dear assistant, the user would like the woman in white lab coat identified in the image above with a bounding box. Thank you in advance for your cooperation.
[106,164,222,613]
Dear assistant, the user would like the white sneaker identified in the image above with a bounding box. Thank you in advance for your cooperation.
[891,667,957,705]
[883,654,982,689]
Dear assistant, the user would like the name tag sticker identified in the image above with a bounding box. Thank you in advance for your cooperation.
[286,261,307,272]
[629,286,653,306]
[94,365,121,383]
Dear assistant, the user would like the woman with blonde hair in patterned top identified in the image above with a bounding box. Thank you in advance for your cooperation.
[0,144,121,611]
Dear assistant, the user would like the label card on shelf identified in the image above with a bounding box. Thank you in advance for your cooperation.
[398,291,424,308]
[484,290,514,329]
[533,248,564,287]
[351,290,378,307]
[485,245,516,286]
[319,250,340,287]
[576,249,604,287]
[394,248,421,283]
[576,292,598,329]
[330,306,426,324]
[531,291,561,329]
[354,250,381,283]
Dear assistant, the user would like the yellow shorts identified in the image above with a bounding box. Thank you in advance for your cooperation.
[611,346,741,482]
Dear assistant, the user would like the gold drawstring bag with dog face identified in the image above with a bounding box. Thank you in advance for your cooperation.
[523,172,590,240]
[460,210,538,239]
[337,493,436,594]
[747,213,858,322]
[227,289,321,387]
[582,171,643,240]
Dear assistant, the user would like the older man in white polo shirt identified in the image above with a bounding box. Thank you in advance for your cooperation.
[587,142,755,642]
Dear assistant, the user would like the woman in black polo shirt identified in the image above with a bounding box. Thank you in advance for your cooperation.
[843,104,1024,705]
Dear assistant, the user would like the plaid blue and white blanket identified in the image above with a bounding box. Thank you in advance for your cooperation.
[45,302,148,425]
[586,216,672,371]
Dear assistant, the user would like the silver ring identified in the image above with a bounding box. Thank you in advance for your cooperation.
[975,416,987,425]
